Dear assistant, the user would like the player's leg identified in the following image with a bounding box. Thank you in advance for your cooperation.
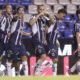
[33,45,46,76]
[20,44,28,76]
[76,59,80,75]
[49,47,58,76]
[15,61,21,76]
[6,49,15,76]
[52,58,58,76]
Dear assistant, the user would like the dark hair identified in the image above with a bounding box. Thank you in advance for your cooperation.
[17,6,24,12]
[58,9,67,14]
[76,9,80,16]
[13,10,17,15]
[38,5,44,9]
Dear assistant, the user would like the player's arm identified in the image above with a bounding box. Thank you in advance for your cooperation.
[29,12,44,26]
[56,39,60,48]
[44,13,54,24]
[22,32,32,36]
[44,25,48,45]
[76,32,80,52]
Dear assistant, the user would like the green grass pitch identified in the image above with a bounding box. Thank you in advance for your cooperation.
[0,75,80,80]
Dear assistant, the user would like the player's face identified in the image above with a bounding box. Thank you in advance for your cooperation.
[18,8,24,17]
[38,6,45,14]
[58,13,66,20]
[6,5,12,15]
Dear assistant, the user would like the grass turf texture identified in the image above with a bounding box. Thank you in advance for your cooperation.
[0,75,80,80]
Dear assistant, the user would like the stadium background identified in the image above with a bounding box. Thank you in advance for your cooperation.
[0,0,79,75]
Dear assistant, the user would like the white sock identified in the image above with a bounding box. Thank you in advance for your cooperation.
[76,61,80,75]
[41,61,52,71]
[11,67,15,77]
[22,61,28,76]
[6,62,12,76]
[33,59,43,75]
[52,63,57,76]
[70,63,77,73]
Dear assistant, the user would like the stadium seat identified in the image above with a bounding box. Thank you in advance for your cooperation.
[59,0,70,5]
[62,14,72,22]
[34,0,45,5]
[67,4,77,14]
[23,23,32,39]
[8,0,19,5]
[71,0,80,5]
[69,23,74,31]
[65,31,73,39]
[53,4,64,13]
[0,0,6,5]
[59,22,67,32]
[21,0,32,5]
[46,0,58,5]
[28,5,37,14]
[44,5,53,14]
[23,14,32,23]
[58,32,63,39]
[74,14,78,21]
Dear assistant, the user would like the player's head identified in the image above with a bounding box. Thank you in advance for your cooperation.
[5,4,12,15]
[76,9,80,19]
[17,6,24,18]
[57,9,67,20]
[38,5,45,14]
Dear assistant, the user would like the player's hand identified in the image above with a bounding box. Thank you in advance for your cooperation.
[78,46,80,52]
[7,33,11,37]
[44,12,50,17]
[38,11,45,17]
[44,40,47,45]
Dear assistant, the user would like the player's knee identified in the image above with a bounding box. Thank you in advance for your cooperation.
[52,58,58,63]
[22,56,27,61]
[40,54,46,61]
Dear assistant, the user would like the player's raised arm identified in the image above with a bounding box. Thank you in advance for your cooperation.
[29,11,44,26]
[44,13,54,24]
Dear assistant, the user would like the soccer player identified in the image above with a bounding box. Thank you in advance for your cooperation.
[0,4,12,73]
[0,9,4,65]
[7,6,31,77]
[29,5,54,76]
[40,9,67,76]
[68,9,80,75]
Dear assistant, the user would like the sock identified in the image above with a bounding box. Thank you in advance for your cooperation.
[22,61,28,76]
[11,67,15,77]
[76,61,80,75]
[41,61,52,72]
[52,63,57,76]
[6,62,12,76]
[70,62,77,73]
[33,59,43,75]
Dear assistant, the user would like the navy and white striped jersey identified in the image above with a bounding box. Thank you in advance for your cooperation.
[75,20,80,32]
[9,19,25,45]
[0,14,12,43]
[47,16,59,45]
[30,15,49,44]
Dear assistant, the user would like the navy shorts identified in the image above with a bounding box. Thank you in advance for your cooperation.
[47,44,58,59]
[34,43,46,57]
[7,42,27,61]
[0,40,6,56]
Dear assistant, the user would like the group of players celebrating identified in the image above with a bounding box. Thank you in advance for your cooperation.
[0,4,80,77]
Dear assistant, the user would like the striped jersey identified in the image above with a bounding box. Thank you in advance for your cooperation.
[31,15,49,44]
